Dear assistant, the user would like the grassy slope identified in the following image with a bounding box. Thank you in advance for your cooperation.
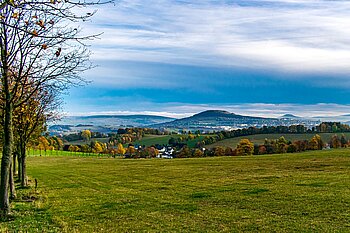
[66,135,205,148]
[206,132,350,149]
[64,138,109,146]
[2,149,349,232]
[133,134,206,148]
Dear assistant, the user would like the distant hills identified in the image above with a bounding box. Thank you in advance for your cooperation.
[280,114,300,119]
[49,115,175,134]
[50,110,328,135]
[150,110,318,131]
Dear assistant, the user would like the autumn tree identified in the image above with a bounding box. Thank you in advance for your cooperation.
[213,146,225,156]
[68,145,80,153]
[37,136,50,154]
[340,134,347,147]
[330,135,341,148]
[309,134,323,150]
[0,0,112,215]
[225,147,236,156]
[52,136,64,151]
[92,141,103,154]
[125,146,136,158]
[309,136,319,150]
[193,149,204,158]
[141,147,158,158]
[176,147,191,158]
[276,136,288,153]
[13,84,58,187]
[257,145,267,155]
[236,139,254,156]
[81,130,92,142]
[116,143,126,156]
[81,144,91,154]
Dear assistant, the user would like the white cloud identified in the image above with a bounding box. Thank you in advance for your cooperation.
[83,0,350,77]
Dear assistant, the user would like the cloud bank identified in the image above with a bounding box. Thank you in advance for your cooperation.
[87,0,350,75]
[63,1,350,115]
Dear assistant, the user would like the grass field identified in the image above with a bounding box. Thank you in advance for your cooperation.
[65,138,109,146]
[1,149,350,232]
[133,134,207,148]
[206,132,350,149]
[27,149,102,157]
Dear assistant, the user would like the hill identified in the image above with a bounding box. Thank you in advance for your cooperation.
[152,110,319,131]
[49,114,175,134]
[280,114,300,119]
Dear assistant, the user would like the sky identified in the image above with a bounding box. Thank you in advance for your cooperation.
[64,0,350,118]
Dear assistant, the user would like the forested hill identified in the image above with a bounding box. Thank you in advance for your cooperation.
[151,110,319,131]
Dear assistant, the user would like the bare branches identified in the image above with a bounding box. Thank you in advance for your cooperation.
[0,0,108,105]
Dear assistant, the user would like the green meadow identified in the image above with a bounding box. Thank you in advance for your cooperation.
[133,134,208,148]
[206,132,350,149]
[65,134,207,149]
[1,149,350,232]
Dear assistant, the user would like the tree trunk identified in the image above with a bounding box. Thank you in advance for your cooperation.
[17,153,22,182]
[0,101,13,216]
[0,10,13,216]
[12,153,16,176]
[9,163,16,200]
[21,144,27,187]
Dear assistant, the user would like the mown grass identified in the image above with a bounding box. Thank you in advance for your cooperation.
[1,149,349,232]
[0,181,61,232]
[207,132,350,148]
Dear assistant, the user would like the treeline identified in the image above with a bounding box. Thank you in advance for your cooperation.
[66,141,160,159]
[62,127,171,143]
[168,134,201,147]
[62,131,107,142]
[108,128,172,145]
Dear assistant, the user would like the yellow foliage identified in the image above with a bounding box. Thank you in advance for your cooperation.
[116,143,126,155]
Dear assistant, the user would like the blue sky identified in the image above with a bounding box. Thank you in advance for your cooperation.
[64,0,350,118]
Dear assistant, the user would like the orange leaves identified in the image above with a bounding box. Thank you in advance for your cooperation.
[11,12,18,19]
[32,29,38,37]
[36,20,45,29]
[42,44,48,50]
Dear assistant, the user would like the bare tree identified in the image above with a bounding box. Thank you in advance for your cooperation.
[0,0,112,216]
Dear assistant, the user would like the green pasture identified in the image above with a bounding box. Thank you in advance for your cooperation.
[64,138,109,146]
[27,149,103,157]
[133,134,207,148]
[206,132,350,149]
[1,149,350,232]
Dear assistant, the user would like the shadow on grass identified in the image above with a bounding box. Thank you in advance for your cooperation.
[296,182,328,187]
[0,214,15,223]
[190,192,212,199]
[244,188,269,195]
